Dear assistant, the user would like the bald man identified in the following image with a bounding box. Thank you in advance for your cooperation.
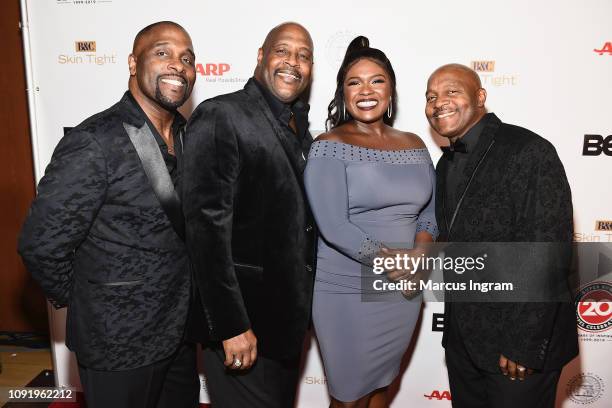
[425,64,578,408]
[183,22,316,407]
[19,21,199,408]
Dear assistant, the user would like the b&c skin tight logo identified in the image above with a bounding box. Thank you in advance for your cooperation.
[470,59,518,87]
[58,40,116,66]
[575,282,612,332]
[471,60,495,72]
[75,41,96,52]
[424,390,451,400]
[582,135,612,156]
[594,42,612,55]
[566,373,605,405]
[596,221,612,232]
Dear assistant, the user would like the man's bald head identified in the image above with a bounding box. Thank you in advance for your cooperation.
[132,21,191,56]
[428,63,482,90]
[261,22,313,53]
[425,63,487,141]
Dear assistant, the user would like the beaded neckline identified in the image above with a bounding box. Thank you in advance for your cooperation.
[308,140,432,164]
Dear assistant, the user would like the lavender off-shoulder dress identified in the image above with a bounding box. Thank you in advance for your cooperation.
[304,140,438,401]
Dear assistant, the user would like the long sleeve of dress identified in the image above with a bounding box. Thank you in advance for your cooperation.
[305,156,383,265]
[416,164,439,240]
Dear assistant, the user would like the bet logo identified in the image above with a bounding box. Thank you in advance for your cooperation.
[582,135,612,156]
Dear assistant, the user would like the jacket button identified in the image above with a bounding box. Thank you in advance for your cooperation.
[305,265,313,272]
[306,225,313,232]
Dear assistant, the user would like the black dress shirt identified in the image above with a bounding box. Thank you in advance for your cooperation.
[254,79,311,169]
[126,91,186,186]
[444,113,490,215]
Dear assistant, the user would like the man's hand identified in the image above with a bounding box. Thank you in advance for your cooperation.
[222,329,257,370]
[499,354,533,381]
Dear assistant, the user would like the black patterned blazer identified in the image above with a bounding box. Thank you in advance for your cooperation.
[18,92,191,370]
[182,79,316,361]
[436,113,578,372]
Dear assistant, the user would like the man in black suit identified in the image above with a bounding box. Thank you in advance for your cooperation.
[425,64,578,408]
[182,22,316,408]
[18,21,199,408]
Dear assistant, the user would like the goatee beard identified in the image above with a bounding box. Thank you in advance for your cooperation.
[155,82,187,110]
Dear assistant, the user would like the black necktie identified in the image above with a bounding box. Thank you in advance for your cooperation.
[441,139,468,160]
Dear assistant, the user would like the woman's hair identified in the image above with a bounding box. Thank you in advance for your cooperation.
[326,36,397,130]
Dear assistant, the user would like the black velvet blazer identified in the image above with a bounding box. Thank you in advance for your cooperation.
[436,113,578,372]
[18,93,191,370]
[182,79,316,361]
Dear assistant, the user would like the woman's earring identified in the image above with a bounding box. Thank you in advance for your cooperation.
[343,104,347,120]
[387,97,393,118]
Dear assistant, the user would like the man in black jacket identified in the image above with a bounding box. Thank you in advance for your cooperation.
[425,64,578,408]
[18,21,199,408]
[182,22,316,408]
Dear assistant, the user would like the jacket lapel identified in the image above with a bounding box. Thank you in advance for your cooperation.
[447,114,501,238]
[244,79,307,190]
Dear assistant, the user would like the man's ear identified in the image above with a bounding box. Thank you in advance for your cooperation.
[256,47,264,67]
[476,87,487,108]
[128,54,137,76]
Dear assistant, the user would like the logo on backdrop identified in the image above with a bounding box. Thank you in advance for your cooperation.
[431,313,445,332]
[594,42,612,55]
[56,0,114,5]
[566,373,605,405]
[303,376,327,385]
[75,41,96,52]
[195,63,248,84]
[196,63,230,76]
[596,221,612,232]
[325,30,356,70]
[575,217,612,243]
[470,60,518,87]
[582,134,612,156]
[471,60,495,72]
[424,390,451,401]
[58,40,116,66]
[575,282,612,333]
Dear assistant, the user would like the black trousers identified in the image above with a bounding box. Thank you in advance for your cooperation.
[202,346,300,408]
[445,314,561,408]
[78,342,200,408]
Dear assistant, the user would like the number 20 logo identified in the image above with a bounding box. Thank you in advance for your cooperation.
[576,283,612,332]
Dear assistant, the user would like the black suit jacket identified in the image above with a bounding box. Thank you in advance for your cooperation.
[18,92,191,370]
[182,79,316,361]
[436,113,578,372]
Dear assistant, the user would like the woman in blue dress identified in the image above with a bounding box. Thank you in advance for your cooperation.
[304,36,438,408]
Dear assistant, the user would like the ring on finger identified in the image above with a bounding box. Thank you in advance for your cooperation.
[233,358,242,368]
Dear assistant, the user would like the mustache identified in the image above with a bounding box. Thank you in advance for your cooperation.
[275,68,302,80]
[433,108,452,118]
[157,74,188,85]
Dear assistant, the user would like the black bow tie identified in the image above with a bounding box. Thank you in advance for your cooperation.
[441,139,468,160]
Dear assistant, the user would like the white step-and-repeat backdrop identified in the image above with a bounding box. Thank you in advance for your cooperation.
[20,0,611,406]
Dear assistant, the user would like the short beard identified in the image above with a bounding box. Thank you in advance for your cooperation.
[155,81,187,110]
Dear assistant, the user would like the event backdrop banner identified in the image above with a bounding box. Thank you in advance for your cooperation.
[20,0,611,406]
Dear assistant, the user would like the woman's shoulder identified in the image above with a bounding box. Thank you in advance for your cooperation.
[315,127,349,143]
[389,129,426,150]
